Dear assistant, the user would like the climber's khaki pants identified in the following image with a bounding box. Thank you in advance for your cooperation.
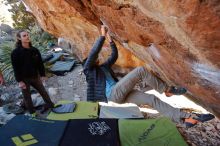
[109,66,191,123]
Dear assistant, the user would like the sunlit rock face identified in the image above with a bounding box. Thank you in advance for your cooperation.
[23,0,220,117]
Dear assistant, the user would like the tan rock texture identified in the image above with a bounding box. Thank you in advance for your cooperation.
[23,0,220,117]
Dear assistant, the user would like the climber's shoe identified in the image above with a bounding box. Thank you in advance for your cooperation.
[165,86,187,97]
[184,113,215,128]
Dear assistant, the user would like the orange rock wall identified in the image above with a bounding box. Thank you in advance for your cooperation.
[23,0,220,117]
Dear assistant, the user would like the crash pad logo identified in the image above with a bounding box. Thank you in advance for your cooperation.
[88,121,111,135]
[138,124,155,143]
[11,134,38,146]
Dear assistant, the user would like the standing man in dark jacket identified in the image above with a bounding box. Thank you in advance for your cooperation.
[84,26,215,126]
[11,30,54,114]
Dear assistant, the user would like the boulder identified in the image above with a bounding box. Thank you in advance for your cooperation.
[23,0,220,117]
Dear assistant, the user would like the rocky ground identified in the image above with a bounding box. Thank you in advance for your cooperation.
[0,64,220,146]
[45,64,87,102]
[179,119,220,146]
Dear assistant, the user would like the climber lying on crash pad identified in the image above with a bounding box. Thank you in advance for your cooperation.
[83,25,215,127]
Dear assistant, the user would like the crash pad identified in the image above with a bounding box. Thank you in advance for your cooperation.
[52,102,76,114]
[47,101,99,120]
[41,53,53,63]
[60,119,120,146]
[99,104,144,119]
[0,115,67,146]
[47,53,63,64]
[50,61,75,75]
[119,117,187,146]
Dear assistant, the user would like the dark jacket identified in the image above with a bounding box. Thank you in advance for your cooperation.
[11,46,45,82]
[83,36,118,102]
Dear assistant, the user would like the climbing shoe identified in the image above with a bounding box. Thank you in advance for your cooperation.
[40,104,54,114]
[165,86,187,97]
[24,112,37,117]
[40,106,50,114]
[184,113,215,128]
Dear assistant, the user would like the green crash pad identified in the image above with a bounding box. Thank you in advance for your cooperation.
[47,101,98,121]
[119,117,187,146]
